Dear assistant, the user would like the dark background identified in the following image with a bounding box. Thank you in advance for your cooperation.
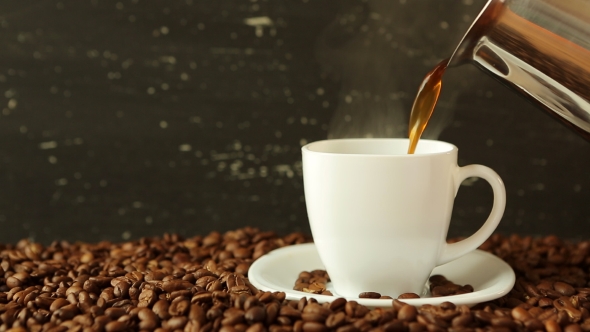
[0,0,589,245]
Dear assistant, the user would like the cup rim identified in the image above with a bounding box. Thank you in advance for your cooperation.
[301,138,457,157]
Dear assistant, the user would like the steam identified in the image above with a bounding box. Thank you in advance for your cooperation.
[316,0,463,140]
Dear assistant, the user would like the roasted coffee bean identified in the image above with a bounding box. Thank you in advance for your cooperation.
[145,271,166,282]
[89,276,113,288]
[522,281,543,298]
[82,280,100,295]
[545,321,562,332]
[539,297,554,307]
[245,322,266,332]
[328,298,346,312]
[407,322,426,332]
[104,320,128,332]
[554,282,576,296]
[302,312,327,323]
[161,279,193,293]
[213,290,231,303]
[418,312,447,327]
[256,292,272,304]
[511,306,532,321]
[265,302,280,325]
[207,279,224,292]
[343,301,365,318]
[138,307,159,330]
[72,313,93,326]
[279,305,302,320]
[111,279,130,298]
[137,288,156,307]
[335,324,360,332]
[565,323,583,332]
[431,285,459,297]
[6,272,30,288]
[233,293,249,309]
[491,316,517,329]
[189,304,206,324]
[245,306,266,323]
[105,307,126,319]
[49,298,69,312]
[525,318,545,331]
[378,309,397,325]
[452,313,473,327]
[302,321,328,332]
[529,306,544,317]
[222,308,245,326]
[34,295,55,309]
[352,318,370,331]
[53,303,79,321]
[170,289,192,301]
[192,291,214,304]
[89,305,104,317]
[183,320,201,332]
[276,316,291,326]
[243,295,260,311]
[398,305,418,322]
[46,325,69,332]
[554,297,583,322]
[152,299,171,320]
[230,285,252,295]
[398,293,421,299]
[303,303,331,318]
[326,311,346,329]
[197,276,217,289]
[169,298,190,316]
[359,292,381,299]
[382,320,404,332]
[207,305,224,321]
[163,316,189,330]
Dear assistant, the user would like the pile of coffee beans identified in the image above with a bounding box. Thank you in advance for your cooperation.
[293,270,333,296]
[1,229,590,332]
[428,275,474,298]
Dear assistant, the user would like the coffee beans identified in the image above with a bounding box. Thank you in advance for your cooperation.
[3,229,590,331]
[294,272,473,299]
[0,229,307,331]
[429,274,474,297]
[293,270,332,296]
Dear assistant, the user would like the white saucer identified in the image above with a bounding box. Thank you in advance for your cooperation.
[248,243,515,307]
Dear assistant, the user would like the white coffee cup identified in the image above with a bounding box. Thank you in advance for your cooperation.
[301,138,506,298]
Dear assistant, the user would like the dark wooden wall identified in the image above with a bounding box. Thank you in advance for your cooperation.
[0,0,588,244]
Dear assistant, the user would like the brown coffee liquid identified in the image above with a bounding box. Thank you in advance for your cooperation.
[407,59,448,154]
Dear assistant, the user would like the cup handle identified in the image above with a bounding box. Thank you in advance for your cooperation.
[437,164,506,265]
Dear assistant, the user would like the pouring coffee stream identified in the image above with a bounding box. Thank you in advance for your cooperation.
[408,0,590,153]
[407,59,448,154]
